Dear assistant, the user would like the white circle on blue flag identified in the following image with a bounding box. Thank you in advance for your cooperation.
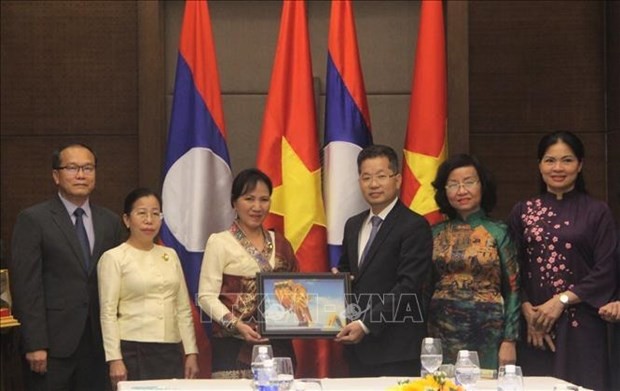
[162,147,234,252]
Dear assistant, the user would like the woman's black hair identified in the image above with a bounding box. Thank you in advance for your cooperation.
[231,168,273,207]
[537,130,586,194]
[432,154,497,219]
[123,187,162,215]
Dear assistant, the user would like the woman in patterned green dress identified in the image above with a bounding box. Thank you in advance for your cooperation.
[427,154,520,370]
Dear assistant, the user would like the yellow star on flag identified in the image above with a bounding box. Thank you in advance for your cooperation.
[270,137,326,252]
[403,144,446,216]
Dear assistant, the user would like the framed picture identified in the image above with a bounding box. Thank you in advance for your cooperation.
[0,268,20,328]
[256,272,350,338]
[0,269,11,310]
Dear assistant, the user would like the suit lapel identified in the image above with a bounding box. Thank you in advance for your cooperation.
[357,202,403,277]
[50,197,89,274]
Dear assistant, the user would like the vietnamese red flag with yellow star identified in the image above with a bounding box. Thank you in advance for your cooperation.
[256,0,332,378]
[400,0,447,224]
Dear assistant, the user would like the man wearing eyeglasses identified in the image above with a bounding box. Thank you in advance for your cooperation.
[10,143,124,391]
[334,144,432,377]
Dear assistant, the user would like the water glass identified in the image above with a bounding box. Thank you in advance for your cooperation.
[454,350,480,390]
[272,357,294,391]
[420,337,443,375]
[292,379,323,390]
[438,363,455,378]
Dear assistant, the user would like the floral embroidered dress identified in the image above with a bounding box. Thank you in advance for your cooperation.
[428,210,520,370]
[197,223,298,379]
[508,190,617,390]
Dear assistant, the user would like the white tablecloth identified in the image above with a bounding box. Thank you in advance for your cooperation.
[118,376,583,391]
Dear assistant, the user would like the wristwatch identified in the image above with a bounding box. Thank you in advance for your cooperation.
[559,293,570,307]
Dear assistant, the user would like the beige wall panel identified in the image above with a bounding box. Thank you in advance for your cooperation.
[222,95,268,174]
[471,133,607,221]
[363,95,411,149]
[0,1,138,135]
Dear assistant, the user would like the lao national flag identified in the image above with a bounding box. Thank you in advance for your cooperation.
[324,0,372,268]
[160,0,234,378]
[401,0,447,225]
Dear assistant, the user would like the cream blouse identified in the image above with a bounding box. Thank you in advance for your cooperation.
[98,242,198,361]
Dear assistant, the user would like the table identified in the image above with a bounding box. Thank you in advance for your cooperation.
[118,376,585,390]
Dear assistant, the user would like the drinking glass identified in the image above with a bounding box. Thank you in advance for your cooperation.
[420,337,443,375]
[272,357,294,391]
[292,379,322,390]
[251,344,273,362]
[454,350,481,390]
[437,364,455,378]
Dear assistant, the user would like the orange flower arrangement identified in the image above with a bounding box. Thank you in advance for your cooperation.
[387,373,464,391]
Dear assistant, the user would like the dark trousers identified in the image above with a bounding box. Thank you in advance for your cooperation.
[347,353,420,377]
[23,317,108,391]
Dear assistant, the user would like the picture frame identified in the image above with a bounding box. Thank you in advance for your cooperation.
[0,268,20,328]
[0,269,12,310]
[256,272,350,338]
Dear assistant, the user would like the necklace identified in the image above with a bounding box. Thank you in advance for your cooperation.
[230,221,274,271]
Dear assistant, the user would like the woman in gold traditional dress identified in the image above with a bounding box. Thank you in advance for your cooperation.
[197,168,298,379]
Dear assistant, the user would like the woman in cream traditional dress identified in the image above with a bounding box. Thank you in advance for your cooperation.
[98,188,199,389]
[198,168,298,379]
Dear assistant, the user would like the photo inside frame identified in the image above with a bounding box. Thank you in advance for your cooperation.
[257,272,350,338]
[0,269,11,308]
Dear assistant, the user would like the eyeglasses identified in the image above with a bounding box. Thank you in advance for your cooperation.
[445,179,479,193]
[359,173,397,185]
[133,210,163,221]
[56,164,96,175]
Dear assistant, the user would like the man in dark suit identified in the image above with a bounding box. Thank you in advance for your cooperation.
[10,143,124,391]
[334,144,432,377]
